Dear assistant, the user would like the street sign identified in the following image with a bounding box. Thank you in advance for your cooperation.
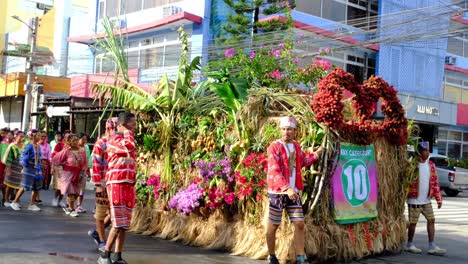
[1,44,54,65]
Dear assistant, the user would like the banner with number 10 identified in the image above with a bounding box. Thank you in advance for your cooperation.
[332,143,378,224]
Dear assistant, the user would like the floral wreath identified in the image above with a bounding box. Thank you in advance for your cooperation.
[312,68,408,145]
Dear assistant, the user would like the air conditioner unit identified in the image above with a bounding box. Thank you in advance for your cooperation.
[445,56,457,65]
[162,6,182,17]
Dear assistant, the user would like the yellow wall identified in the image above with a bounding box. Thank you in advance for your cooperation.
[36,8,56,52]
[0,0,9,72]
[0,73,70,97]
[463,89,468,104]
[445,84,462,103]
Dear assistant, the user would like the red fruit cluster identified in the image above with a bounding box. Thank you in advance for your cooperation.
[312,68,408,145]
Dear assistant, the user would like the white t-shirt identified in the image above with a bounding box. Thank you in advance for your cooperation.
[407,160,431,205]
[281,142,297,192]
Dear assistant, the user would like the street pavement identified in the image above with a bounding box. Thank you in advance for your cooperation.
[0,187,467,264]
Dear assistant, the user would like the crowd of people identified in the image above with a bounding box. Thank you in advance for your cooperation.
[0,128,91,214]
[0,112,137,264]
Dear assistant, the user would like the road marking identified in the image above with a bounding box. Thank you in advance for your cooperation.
[404,198,468,225]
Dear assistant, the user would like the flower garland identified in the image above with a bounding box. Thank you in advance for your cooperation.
[312,68,408,145]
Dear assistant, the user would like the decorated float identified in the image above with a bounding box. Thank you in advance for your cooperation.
[94,15,416,263]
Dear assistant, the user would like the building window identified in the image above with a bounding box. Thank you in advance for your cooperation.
[447,33,468,58]
[438,129,468,159]
[95,29,191,73]
[98,0,105,19]
[98,0,183,18]
[296,0,378,30]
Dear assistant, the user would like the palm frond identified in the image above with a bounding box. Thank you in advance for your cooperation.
[93,83,157,112]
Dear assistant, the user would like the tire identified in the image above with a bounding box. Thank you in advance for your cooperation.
[444,189,460,197]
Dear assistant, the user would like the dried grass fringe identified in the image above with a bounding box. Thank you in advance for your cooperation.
[130,138,407,263]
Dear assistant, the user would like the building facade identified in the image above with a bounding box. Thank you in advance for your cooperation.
[66,0,468,158]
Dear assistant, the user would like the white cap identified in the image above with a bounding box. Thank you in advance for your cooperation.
[279,116,297,128]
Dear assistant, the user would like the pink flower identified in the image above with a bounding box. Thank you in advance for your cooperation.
[269,69,282,79]
[279,43,285,48]
[312,58,331,70]
[298,33,304,38]
[318,48,323,54]
[280,1,290,8]
[325,47,331,53]
[293,57,299,64]
[250,51,256,59]
[271,48,281,57]
[225,48,236,58]
[224,192,235,205]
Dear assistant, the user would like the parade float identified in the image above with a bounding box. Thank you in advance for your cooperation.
[94,15,415,263]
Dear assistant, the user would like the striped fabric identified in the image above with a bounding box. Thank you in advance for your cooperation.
[92,137,108,186]
[105,131,136,185]
[94,188,109,221]
[107,183,135,229]
[408,203,435,224]
[3,144,24,189]
[20,144,42,192]
[21,166,42,191]
[268,193,304,225]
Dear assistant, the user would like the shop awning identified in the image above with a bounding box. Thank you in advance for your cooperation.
[0,72,70,97]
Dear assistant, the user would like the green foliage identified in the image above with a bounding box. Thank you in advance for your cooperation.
[219,0,295,44]
[143,134,160,152]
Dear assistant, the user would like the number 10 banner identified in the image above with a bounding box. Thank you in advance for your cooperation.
[332,143,378,224]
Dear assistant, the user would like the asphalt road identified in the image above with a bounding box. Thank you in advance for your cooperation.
[0,188,467,264]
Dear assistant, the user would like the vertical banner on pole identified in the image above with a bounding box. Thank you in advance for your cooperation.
[332,143,378,224]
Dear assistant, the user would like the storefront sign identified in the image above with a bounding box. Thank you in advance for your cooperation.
[332,144,378,224]
[417,105,439,116]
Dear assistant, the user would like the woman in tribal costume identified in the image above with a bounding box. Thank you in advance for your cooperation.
[52,134,88,217]
[10,130,43,211]
[0,130,14,205]
[3,131,25,208]
[51,133,67,207]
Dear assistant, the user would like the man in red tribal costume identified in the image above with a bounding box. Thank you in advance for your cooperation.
[88,118,117,252]
[266,116,323,264]
[406,142,446,255]
[98,112,136,264]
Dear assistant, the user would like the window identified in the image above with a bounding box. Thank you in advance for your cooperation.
[142,47,164,69]
[437,141,447,156]
[448,37,463,57]
[448,131,462,141]
[447,142,462,159]
[101,56,116,72]
[120,0,142,14]
[98,0,184,18]
[464,133,468,142]
[144,0,183,9]
[463,145,468,159]
[296,1,321,17]
[127,50,139,69]
[98,0,105,19]
[322,1,346,22]
[346,64,364,83]
[105,0,119,17]
[294,0,378,29]
[438,129,448,140]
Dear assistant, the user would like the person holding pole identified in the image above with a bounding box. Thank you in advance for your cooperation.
[98,112,137,264]
[266,116,323,264]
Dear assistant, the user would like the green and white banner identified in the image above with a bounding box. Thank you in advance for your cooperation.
[332,144,378,224]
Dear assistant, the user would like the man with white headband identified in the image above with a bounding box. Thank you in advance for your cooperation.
[266,116,324,264]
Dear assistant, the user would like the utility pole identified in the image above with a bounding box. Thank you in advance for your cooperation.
[19,17,38,132]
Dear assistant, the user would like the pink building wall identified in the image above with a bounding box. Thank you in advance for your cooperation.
[70,68,153,98]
